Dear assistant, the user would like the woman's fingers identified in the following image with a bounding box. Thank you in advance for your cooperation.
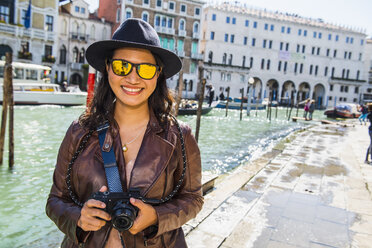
[78,198,111,231]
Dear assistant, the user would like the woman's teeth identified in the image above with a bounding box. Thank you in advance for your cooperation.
[122,86,142,92]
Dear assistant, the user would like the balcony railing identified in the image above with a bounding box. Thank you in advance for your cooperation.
[0,22,55,41]
[178,30,186,37]
[176,50,185,57]
[18,51,32,60]
[191,53,203,60]
[42,55,56,63]
[192,32,200,39]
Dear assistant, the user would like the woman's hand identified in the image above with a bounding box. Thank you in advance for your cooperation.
[77,186,111,231]
[128,198,158,235]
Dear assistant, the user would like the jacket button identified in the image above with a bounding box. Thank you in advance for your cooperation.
[104,143,109,149]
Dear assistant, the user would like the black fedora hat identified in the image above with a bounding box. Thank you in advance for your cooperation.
[86,18,182,79]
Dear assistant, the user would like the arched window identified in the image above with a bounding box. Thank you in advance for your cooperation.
[179,19,185,30]
[79,48,85,63]
[222,53,227,64]
[126,8,132,19]
[142,11,149,22]
[59,45,66,64]
[73,47,79,63]
[193,22,199,33]
[90,25,95,40]
[208,51,213,64]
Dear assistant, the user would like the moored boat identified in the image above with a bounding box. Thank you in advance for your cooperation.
[324,103,361,118]
[0,61,87,106]
[215,100,266,110]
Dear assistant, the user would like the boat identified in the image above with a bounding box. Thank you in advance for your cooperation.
[324,103,361,118]
[0,61,87,106]
[215,100,266,110]
[177,99,215,115]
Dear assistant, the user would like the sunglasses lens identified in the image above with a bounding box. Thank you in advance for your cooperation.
[112,60,131,76]
[138,64,157,79]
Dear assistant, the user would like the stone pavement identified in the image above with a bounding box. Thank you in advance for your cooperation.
[185,120,372,248]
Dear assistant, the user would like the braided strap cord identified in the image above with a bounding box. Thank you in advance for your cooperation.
[66,130,94,207]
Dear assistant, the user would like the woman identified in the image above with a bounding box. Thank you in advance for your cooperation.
[365,104,372,164]
[303,98,311,120]
[46,19,203,248]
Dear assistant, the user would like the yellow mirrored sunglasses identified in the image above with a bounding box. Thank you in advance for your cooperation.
[109,59,160,80]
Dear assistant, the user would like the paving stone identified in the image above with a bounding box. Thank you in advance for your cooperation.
[315,204,349,225]
[310,219,349,247]
[271,217,313,247]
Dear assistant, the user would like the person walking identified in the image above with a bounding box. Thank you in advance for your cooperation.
[365,104,372,164]
[46,19,203,248]
[359,104,368,125]
[303,98,311,120]
[308,100,315,120]
[206,84,215,107]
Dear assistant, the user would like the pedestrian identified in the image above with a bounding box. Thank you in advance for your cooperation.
[46,18,203,248]
[206,84,215,107]
[308,100,315,120]
[358,104,368,125]
[365,104,372,164]
[219,90,225,101]
[303,98,311,120]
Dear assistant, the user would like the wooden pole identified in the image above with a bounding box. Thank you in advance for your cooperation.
[239,88,244,121]
[175,70,184,116]
[7,53,14,168]
[225,87,230,117]
[195,78,206,142]
[0,53,11,165]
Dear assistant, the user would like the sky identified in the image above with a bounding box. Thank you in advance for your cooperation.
[84,0,372,37]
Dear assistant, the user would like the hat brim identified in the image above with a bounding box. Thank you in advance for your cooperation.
[86,40,182,79]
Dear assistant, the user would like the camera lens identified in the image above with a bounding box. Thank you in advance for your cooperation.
[111,202,137,231]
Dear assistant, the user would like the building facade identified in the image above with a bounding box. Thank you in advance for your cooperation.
[362,38,372,102]
[0,0,58,68]
[57,0,112,88]
[97,0,204,98]
[201,3,367,108]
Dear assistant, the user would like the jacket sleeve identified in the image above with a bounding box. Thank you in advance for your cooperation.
[45,122,90,244]
[152,124,204,237]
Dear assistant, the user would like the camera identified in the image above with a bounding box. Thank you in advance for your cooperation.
[90,189,141,231]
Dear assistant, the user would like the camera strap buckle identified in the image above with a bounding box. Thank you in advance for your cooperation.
[97,123,124,193]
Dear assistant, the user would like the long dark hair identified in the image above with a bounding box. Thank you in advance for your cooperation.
[79,52,175,130]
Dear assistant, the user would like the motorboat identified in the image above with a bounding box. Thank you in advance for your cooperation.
[0,61,87,106]
[177,99,215,115]
[215,100,266,110]
[324,103,361,118]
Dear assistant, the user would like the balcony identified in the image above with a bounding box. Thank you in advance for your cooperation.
[329,76,366,84]
[70,63,82,70]
[42,55,56,63]
[192,32,200,39]
[191,53,203,60]
[178,30,186,37]
[0,22,55,41]
[18,51,32,60]
[166,28,175,35]
[176,50,185,57]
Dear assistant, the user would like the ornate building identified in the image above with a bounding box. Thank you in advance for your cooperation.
[201,2,368,108]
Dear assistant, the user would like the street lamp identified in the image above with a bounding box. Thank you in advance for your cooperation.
[247,77,254,116]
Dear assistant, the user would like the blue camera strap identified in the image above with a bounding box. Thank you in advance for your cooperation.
[97,122,124,193]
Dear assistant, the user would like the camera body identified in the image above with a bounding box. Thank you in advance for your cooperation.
[91,189,141,231]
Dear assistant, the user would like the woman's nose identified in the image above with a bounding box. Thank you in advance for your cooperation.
[125,67,141,83]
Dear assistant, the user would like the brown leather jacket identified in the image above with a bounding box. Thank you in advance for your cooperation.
[46,112,203,248]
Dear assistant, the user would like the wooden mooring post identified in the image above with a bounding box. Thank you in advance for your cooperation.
[225,86,230,117]
[175,70,184,117]
[195,78,206,142]
[0,52,14,167]
[239,88,244,121]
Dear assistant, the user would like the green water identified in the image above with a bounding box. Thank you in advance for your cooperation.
[0,106,324,247]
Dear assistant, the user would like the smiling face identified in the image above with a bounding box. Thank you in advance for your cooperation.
[107,47,160,110]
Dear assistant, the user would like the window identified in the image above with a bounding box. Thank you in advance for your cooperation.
[224,34,228,42]
[156,0,162,7]
[350,37,354,44]
[232,17,236,24]
[45,15,53,31]
[317,47,320,55]
[0,5,10,23]
[298,29,302,36]
[263,39,267,48]
[195,7,200,16]
[284,62,287,72]
[304,30,307,36]
[312,47,315,55]
[75,6,80,12]
[300,63,303,74]
[318,32,322,39]
[324,66,328,76]
[212,14,216,21]
[309,65,313,75]
[179,19,185,30]
[359,53,362,61]
[81,7,85,14]
[280,42,283,51]
[281,26,285,33]
[155,16,160,26]
[208,51,213,63]
[270,24,274,31]
[267,60,270,70]
[228,54,232,65]
[168,18,173,28]
[330,85,333,91]
[331,67,335,77]
[252,38,256,46]
[313,31,317,38]
[287,27,291,34]
[345,86,349,92]
[222,53,227,64]
[328,34,332,40]
[193,22,198,33]
[344,51,347,59]
[269,40,272,49]
[264,23,268,30]
[294,63,298,73]
[285,43,289,51]
[296,44,300,53]
[180,4,186,13]
[243,36,247,45]
[335,35,339,41]
[361,39,364,45]
[355,86,359,93]
[245,20,249,27]
[261,59,265,69]
[326,48,330,57]
[116,8,121,22]
[226,16,230,23]
[142,12,149,22]
[315,65,318,76]
[20,41,29,53]
[340,86,344,92]
[230,34,234,43]
[333,50,337,58]
[253,21,257,28]
[242,56,246,67]
[346,37,349,43]
[45,45,52,57]
[143,0,149,5]
[21,9,28,26]
[126,8,132,19]
[278,61,282,71]
[302,45,306,53]
[161,16,166,27]
[210,31,215,40]
[169,2,175,10]
[250,57,253,68]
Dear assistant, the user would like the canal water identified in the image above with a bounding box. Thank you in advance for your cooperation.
[0,106,324,247]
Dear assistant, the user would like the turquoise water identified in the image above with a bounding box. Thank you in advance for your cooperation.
[0,106,324,247]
